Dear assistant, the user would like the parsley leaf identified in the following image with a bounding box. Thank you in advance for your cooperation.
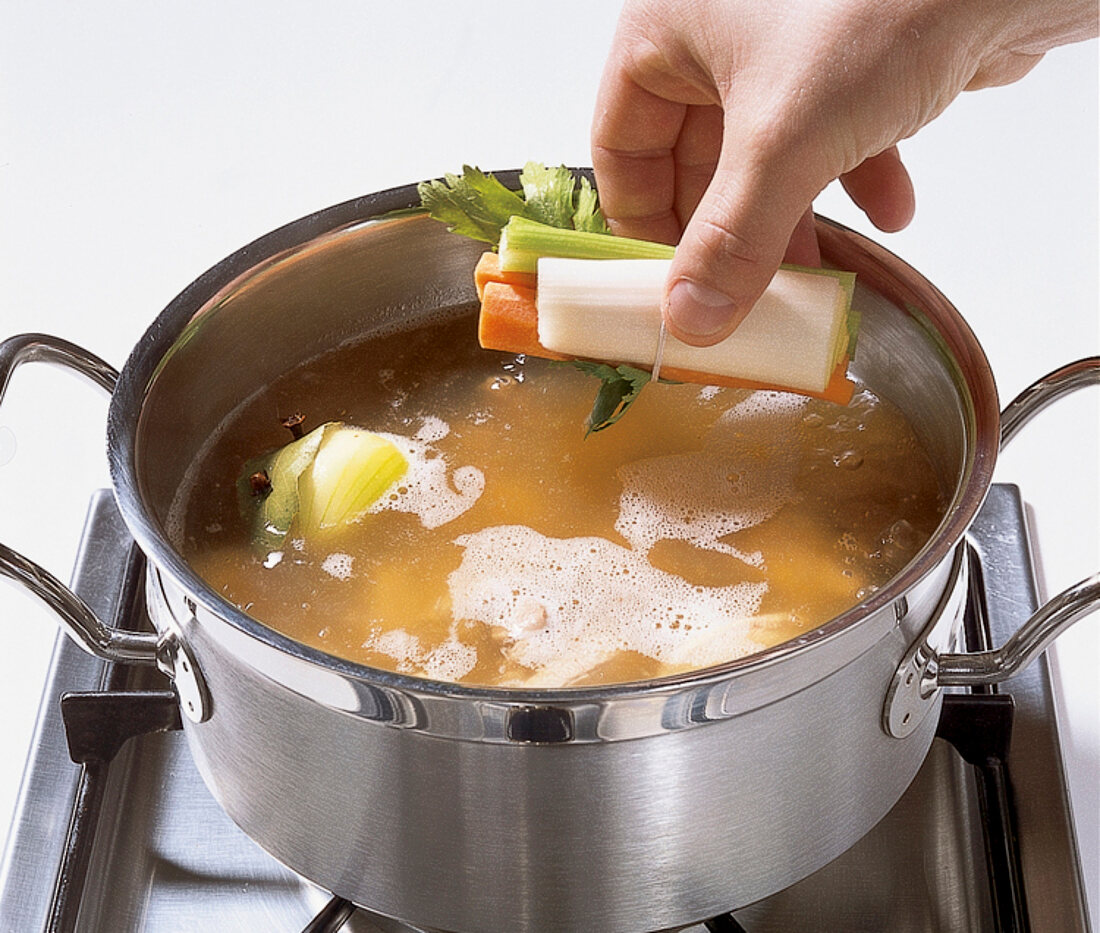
[559,361,654,435]
[519,162,577,228]
[419,163,610,246]
[417,166,527,246]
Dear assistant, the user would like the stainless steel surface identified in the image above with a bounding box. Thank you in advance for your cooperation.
[969,485,1091,933]
[1,485,1087,931]
[937,571,1100,686]
[883,355,1100,716]
[0,335,157,666]
[71,729,994,933]
[0,540,161,665]
[0,492,122,932]
[999,356,1100,446]
[0,176,1089,929]
[151,619,211,724]
[883,544,969,738]
[930,355,1100,688]
[0,337,209,715]
[0,333,119,397]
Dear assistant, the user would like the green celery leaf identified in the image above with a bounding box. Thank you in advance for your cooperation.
[560,361,654,435]
[519,162,577,229]
[420,163,615,246]
[572,176,610,234]
[417,166,527,246]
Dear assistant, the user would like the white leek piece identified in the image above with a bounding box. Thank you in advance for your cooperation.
[536,258,856,396]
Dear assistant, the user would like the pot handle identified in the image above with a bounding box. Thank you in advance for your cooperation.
[0,334,162,668]
[885,357,1100,737]
[940,355,1100,683]
[936,574,1100,687]
[999,356,1100,447]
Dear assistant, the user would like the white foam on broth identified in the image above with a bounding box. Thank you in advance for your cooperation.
[314,394,821,681]
[616,391,806,566]
[362,625,478,682]
[370,425,484,530]
[447,524,766,676]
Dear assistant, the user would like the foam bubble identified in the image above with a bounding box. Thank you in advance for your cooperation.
[365,628,421,672]
[362,625,477,681]
[422,637,479,682]
[448,525,765,681]
[615,391,806,563]
[321,552,353,580]
[371,426,484,530]
[415,415,450,443]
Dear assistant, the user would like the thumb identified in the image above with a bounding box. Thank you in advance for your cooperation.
[664,154,816,347]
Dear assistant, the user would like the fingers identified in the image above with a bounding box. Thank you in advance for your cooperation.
[592,4,727,246]
[591,42,690,245]
[782,207,822,267]
[663,141,823,346]
[839,147,916,232]
[671,103,724,232]
[592,0,1097,354]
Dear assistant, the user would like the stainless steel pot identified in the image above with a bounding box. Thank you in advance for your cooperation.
[2,173,1097,933]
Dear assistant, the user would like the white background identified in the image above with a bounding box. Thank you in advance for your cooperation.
[1,1,1096,924]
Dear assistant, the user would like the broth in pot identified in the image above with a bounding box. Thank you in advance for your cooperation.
[178,311,945,688]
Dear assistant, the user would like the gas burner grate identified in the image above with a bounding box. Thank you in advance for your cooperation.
[303,896,357,933]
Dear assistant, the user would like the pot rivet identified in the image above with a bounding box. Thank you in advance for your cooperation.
[883,545,967,739]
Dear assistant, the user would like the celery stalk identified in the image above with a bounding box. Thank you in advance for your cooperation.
[497,216,674,273]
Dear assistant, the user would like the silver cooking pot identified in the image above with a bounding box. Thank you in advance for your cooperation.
[2,172,1098,933]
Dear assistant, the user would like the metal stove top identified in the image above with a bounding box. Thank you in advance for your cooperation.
[0,485,1089,932]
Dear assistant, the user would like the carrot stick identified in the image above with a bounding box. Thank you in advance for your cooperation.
[659,358,856,406]
[475,251,538,301]
[478,282,571,361]
[477,279,857,405]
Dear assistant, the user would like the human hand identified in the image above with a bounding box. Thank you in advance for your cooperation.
[592,0,1097,345]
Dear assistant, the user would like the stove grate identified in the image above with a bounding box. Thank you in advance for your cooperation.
[303,896,357,933]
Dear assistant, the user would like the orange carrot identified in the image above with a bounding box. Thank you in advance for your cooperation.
[659,358,856,406]
[478,282,571,361]
[477,275,857,406]
[475,251,538,301]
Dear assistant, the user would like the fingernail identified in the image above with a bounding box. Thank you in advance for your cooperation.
[667,280,743,340]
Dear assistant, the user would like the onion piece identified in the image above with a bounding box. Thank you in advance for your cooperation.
[297,426,408,535]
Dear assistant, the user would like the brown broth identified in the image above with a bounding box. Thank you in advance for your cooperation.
[179,312,946,687]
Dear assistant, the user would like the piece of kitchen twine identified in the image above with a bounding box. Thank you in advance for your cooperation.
[651,319,669,384]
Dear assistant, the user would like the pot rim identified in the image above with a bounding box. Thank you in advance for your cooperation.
[106,171,1002,703]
